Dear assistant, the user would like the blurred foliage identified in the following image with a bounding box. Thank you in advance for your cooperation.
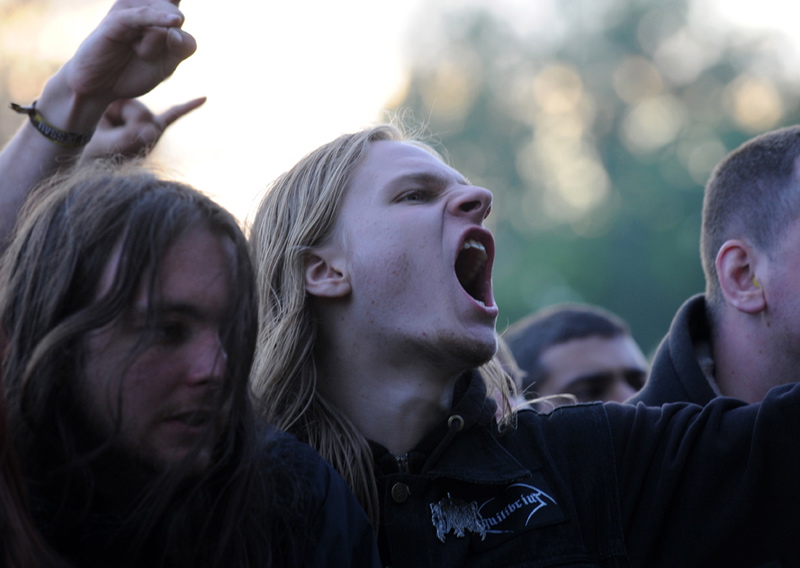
[0,0,61,147]
[3,0,800,355]
[389,0,800,353]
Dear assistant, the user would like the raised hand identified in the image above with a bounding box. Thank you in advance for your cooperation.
[83,96,206,160]
[60,0,197,108]
[0,0,199,247]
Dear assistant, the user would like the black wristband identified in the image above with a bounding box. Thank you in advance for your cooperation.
[10,101,94,148]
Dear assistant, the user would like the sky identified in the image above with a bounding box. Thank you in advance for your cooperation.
[142,0,429,224]
[4,0,800,223]
[2,0,427,223]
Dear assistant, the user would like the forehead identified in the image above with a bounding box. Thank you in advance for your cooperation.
[160,227,232,283]
[348,140,469,196]
[98,226,234,315]
[542,335,647,378]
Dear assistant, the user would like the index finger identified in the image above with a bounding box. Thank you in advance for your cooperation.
[158,96,207,127]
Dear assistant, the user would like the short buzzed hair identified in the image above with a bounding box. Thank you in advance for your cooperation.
[503,303,630,394]
[701,125,800,312]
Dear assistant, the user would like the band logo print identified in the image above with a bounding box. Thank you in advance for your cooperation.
[430,484,558,543]
[430,494,487,543]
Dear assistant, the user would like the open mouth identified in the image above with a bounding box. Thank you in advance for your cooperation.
[172,409,212,429]
[455,233,494,307]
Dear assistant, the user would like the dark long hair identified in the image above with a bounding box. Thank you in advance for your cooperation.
[0,161,299,567]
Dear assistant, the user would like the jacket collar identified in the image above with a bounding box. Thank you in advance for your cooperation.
[372,371,532,484]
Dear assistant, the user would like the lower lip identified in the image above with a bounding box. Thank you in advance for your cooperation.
[462,289,498,317]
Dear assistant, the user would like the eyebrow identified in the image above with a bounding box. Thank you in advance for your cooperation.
[131,302,206,321]
[393,171,471,189]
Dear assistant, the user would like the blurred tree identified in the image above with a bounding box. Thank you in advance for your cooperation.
[389,0,800,352]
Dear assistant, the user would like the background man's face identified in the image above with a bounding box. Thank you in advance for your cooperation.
[83,227,233,471]
[536,334,647,405]
[757,216,800,378]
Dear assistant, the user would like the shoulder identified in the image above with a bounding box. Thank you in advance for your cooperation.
[514,402,611,434]
[506,404,617,467]
[258,427,337,510]
[261,427,328,477]
[259,426,381,568]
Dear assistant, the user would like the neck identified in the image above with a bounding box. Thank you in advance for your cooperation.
[712,308,791,403]
[315,338,465,456]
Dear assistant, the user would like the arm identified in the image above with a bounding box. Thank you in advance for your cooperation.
[0,0,197,246]
[609,390,800,566]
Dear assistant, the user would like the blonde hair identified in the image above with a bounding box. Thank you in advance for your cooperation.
[249,124,515,524]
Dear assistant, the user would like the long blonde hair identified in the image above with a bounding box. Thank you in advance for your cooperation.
[249,124,515,524]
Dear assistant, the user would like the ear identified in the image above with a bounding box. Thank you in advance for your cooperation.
[304,249,351,298]
[716,239,765,314]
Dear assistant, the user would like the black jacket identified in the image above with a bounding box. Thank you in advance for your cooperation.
[32,428,379,568]
[628,294,717,406]
[372,371,798,567]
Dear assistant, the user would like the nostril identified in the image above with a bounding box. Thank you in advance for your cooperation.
[460,200,481,213]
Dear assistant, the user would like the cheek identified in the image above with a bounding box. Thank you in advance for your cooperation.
[109,354,182,442]
[83,331,123,425]
[122,351,181,401]
[347,223,445,304]
[764,271,800,329]
[352,250,414,301]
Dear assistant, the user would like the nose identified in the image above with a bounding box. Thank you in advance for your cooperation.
[449,184,493,222]
[187,331,228,385]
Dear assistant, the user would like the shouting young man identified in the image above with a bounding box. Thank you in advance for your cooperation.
[252,124,800,567]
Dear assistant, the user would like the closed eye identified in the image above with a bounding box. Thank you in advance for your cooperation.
[154,321,190,345]
[567,374,612,402]
[128,303,204,348]
[625,370,646,390]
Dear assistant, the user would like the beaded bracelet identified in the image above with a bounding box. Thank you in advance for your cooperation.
[10,101,94,148]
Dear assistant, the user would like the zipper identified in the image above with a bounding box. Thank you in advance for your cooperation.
[395,453,410,473]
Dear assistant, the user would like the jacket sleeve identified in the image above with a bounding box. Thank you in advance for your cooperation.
[606,383,800,567]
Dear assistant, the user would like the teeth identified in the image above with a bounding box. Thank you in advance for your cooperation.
[462,239,486,254]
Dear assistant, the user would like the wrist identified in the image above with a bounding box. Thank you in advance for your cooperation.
[35,69,112,134]
[10,101,95,148]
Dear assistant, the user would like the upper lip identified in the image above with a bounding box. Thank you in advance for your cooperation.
[454,227,495,307]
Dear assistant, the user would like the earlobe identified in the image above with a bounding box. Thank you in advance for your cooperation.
[716,240,765,314]
[304,251,351,298]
